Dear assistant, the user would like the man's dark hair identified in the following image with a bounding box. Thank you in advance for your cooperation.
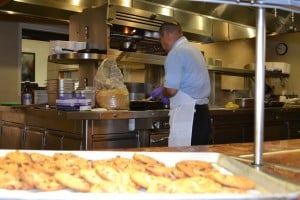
[159,21,182,35]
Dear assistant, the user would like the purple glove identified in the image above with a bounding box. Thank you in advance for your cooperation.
[161,96,170,105]
[150,86,163,98]
[151,87,169,105]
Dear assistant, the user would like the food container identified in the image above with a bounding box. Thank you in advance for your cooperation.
[234,98,254,108]
[96,89,129,110]
[49,40,86,55]
[76,87,96,107]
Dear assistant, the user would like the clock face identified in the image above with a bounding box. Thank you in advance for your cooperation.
[276,43,288,55]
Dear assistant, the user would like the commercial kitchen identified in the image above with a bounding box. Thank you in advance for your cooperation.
[0,0,299,199]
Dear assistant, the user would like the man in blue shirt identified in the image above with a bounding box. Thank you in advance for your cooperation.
[151,22,211,146]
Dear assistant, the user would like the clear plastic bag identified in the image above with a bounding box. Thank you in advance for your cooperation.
[94,58,129,110]
[94,58,126,90]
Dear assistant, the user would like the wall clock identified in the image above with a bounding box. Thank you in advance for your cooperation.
[276,42,288,55]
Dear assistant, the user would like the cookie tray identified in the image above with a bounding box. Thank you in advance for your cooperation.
[0,150,299,200]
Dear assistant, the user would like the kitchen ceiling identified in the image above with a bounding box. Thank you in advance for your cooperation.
[0,0,298,35]
[144,0,299,34]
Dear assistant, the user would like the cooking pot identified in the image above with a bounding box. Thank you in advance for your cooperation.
[120,40,137,52]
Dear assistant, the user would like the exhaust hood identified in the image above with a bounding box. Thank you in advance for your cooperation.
[1,0,299,42]
[0,0,268,40]
[69,4,177,65]
[68,1,259,65]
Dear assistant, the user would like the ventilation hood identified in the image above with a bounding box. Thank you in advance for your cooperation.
[1,0,300,40]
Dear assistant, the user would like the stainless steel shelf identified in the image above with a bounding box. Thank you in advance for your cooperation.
[48,53,107,64]
[208,65,289,78]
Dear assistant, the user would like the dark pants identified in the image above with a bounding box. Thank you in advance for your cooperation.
[191,104,212,145]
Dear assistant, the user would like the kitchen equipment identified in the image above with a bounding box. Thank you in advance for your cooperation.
[120,40,137,52]
[69,4,175,57]
[129,100,165,111]
[125,82,145,101]
[34,90,48,104]
[50,41,86,55]
[47,79,75,106]
[77,49,107,54]
[76,87,96,107]
[264,100,284,107]
[96,89,129,110]
[233,98,254,108]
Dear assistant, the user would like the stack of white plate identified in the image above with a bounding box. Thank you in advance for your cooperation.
[34,90,48,104]
[47,79,75,106]
[47,79,58,106]
[58,79,74,99]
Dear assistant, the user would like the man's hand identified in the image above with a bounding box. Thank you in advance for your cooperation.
[150,86,163,98]
[161,96,170,105]
[150,86,169,105]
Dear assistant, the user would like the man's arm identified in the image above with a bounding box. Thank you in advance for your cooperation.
[162,87,178,98]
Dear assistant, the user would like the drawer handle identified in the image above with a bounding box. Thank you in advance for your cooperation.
[150,136,168,144]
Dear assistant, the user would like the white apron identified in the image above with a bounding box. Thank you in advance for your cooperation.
[168,91,196,147]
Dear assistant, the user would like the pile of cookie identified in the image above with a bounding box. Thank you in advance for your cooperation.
[0,151,256,193]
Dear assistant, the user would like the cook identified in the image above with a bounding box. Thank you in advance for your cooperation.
[151,21,211,147]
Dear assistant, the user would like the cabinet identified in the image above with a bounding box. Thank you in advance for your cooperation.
[0,122,23,149]
[210,108,296,144]
[289,121,300,139]
[264,109,289,141]
[285,110,300,139]
[0,120,82,150]
[43,129,63,150]
[63,135,82,150]
[211,113,253,144]
[22,126,44,149]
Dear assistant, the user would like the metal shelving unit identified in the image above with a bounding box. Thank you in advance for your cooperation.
[208,65,290,78]
[48,53,106,65]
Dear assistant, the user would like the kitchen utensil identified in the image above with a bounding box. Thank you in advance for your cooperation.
[146,96,153,101]
[77,48,107,54]
[233,98,254,108]
[120,40,137,52]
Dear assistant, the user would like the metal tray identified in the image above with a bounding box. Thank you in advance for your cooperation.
[0,150,299,200]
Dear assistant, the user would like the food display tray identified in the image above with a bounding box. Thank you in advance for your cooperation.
[0,150,299,200]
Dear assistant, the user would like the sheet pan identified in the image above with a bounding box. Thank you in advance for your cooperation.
[0,150,299,200]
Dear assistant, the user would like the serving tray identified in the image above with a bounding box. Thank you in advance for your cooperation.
[0,150,299,200]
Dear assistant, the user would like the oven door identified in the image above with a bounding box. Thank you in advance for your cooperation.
[149,129,169,147]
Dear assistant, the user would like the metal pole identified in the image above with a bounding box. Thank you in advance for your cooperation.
[254,7,266,166]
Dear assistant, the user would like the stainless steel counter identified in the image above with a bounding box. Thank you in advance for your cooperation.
[2,106,298,121]
[66,109,170,120]
[65,106,300,120]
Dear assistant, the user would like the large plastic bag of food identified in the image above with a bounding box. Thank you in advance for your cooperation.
[94,58,125,90]
[94,58,129,110]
